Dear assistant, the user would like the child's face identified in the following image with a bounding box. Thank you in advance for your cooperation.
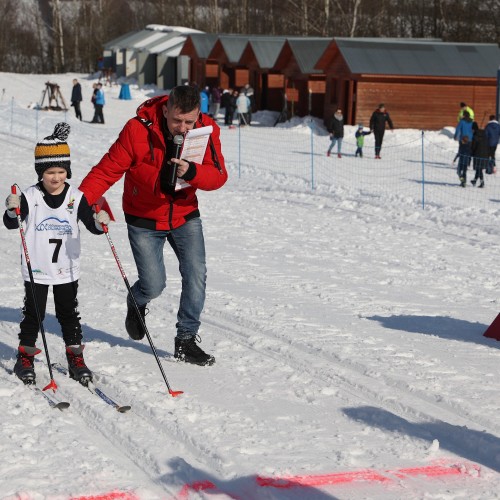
[42,166,67,194]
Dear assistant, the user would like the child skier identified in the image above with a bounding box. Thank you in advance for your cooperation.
[355,124,371,158]
[3,123,110,386]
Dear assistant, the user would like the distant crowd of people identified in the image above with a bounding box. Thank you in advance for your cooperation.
[453,102,499,188]
[324,100,499,191]
[193,82,255,127]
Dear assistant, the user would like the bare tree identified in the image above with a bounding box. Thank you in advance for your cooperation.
[0,0,18,69]
[52,0,65,72]
[0,0,498,73]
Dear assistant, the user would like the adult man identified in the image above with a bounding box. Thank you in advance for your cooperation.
[71,79,83,121]
[79,85,228,366]
[457,102,474,122]
[369,103,394,159]
[485,114,500,170]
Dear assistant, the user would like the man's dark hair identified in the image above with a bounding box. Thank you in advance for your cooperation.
[167,85,201,113]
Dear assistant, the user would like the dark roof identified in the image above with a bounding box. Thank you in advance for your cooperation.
[245,38,286,68]
[285,38,333,74]
[185,33,218,58]
[334,38,500,78]
[215,35,253,63]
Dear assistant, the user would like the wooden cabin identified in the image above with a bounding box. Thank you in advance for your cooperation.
[178,33,218,88]
[272,38,332,118]
[105,31,500,128]
[315,38,500,129]
[239,38,287,111]
[207,35,252,91]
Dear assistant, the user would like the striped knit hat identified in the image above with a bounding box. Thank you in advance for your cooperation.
[34,122,71,180]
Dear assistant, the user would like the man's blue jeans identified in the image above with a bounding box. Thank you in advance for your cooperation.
[127,218,206,340]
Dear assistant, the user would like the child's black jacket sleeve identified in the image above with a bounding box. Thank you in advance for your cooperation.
[78,194,104,235]
[3,194,28,229]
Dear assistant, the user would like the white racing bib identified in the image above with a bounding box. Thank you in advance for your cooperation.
[21,185,84,284]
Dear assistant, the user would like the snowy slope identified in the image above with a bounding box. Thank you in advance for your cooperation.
[0,72,499,500]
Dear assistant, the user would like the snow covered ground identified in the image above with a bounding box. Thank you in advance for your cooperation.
[0,72,499,499]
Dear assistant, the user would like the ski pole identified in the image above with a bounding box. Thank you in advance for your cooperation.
[95,206,183,397]
[11,184,58,392]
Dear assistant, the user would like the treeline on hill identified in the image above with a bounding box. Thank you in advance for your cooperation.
[0,0,498,74]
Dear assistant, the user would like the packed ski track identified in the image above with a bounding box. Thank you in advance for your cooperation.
[1,72,500,499]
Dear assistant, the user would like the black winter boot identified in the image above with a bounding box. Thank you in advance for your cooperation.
[66,345,93,386]
[125,303,147,340]
[174,336,215,366]
[14,345,41,385]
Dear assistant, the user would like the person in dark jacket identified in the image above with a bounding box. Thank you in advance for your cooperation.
[485,115,500,171]
[471,123,489,187]
[71,79,83,121]
[78,85,228,366]
[369,103,394,159]
[326,108,344,158]
[457,135,471,187]
[221,89,236,126]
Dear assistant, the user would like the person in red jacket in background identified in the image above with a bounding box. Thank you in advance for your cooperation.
[79,85,228,366]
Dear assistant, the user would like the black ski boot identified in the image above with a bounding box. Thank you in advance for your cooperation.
[14,345,41,385]
[125,303,147,340]
[66,345,93,386]
[174,336,215,366]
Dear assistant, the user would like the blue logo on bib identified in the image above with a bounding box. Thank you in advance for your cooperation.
[35,216,72,235]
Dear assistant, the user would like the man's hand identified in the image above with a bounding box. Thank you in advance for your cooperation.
[171,158,189,178]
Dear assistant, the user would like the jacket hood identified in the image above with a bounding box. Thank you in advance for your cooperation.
[135,95,168,125]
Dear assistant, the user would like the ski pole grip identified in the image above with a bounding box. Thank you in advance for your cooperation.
[11,184,20,216]
[94,204,108,233]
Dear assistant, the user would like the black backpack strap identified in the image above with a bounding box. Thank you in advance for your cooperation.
[134,116,155,160]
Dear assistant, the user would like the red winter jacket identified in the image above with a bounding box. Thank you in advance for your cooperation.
[79,95,228,230]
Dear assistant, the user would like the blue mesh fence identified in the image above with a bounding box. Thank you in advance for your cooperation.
[220,118,499,210]
[1,99,498,211]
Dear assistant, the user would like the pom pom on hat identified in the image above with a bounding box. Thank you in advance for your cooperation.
[34,122,71,180]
